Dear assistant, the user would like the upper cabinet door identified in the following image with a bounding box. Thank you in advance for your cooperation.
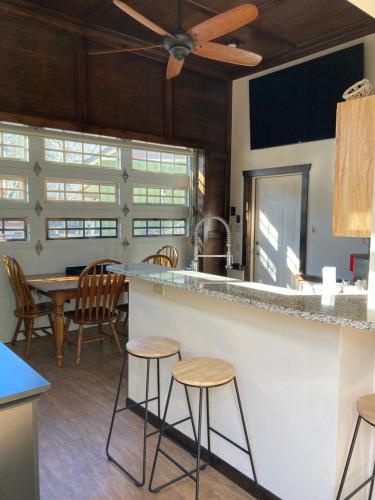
[333,95,375,237]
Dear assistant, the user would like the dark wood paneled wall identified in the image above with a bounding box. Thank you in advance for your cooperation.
[0,12,231,273]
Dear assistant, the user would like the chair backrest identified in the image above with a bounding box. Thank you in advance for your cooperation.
[142,254,173,267]
[156,245,178,267]
[74,259,124,323]
[2,254,35,314]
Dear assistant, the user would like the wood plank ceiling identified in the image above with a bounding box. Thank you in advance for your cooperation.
[1,0,375,80]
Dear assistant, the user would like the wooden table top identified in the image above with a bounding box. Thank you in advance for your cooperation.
[27,274,80,294]
[27,273,129,295]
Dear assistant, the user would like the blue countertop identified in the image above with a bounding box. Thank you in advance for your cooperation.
[0,343,50,406]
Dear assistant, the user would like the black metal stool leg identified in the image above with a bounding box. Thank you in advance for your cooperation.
[157,358,161,419]
[178,351,198,444]
[106,351,158,487]
[336,416,362,500]
[139,358,151,487]
[233,377,262,500]
[206,388,211,465]
[195,387,203,500]
[106,349,127,457]
[149,377,174,492]
[368,457,375,500]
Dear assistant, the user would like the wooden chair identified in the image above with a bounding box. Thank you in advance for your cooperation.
[64,259,124,364]
[142,254,173,267]
[157,245,178,268]
[2,254,54,359]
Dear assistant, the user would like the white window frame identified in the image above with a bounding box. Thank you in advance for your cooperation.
[44,178,118,204]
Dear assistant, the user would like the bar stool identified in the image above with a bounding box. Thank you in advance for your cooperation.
[149,357,261,499]
[336,394,375,499]
[106,336,197,487]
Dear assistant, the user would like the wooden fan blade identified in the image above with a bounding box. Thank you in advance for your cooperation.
[166,56,184,79]
[113,0,173,37]
[188,4,259,44]
[193,42,262,66]
[89,44,163,56]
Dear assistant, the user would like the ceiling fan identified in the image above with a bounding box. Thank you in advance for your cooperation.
[90,0,262,79]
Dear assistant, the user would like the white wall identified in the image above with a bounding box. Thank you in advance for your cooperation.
[230,34,375,280]
[0,126,193,342]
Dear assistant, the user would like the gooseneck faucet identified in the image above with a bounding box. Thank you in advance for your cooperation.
[192,215,232,272]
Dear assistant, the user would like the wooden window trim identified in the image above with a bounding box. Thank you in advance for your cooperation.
[46,218,118,240]
[132,186,187,206]
[44,179,117,203]
[0,176,26,201]
[44,138,121,170]
[132,218,186,237]
[0,217,27,241]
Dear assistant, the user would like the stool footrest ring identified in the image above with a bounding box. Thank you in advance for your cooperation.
[115,396,159,414]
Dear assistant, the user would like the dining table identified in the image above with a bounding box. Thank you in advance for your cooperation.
[27,274,129,367]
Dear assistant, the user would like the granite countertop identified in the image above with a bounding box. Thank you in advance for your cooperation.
[109,263,375,331]
[0,343,50,405]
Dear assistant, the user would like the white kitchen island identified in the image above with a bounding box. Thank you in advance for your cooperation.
[110,264,375,500]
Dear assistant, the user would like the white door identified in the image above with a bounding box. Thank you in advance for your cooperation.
[253,174,302,288]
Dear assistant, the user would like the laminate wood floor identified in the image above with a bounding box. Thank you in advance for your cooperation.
[11,337,255,500]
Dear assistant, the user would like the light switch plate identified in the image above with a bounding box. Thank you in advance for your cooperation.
[153,283,164,296]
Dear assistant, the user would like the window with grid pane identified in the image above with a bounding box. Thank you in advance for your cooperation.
[45,179,117,203]
[44,138,121,169]
[0,176,26,201]
[0,131,29,161]
[131,149,189,175]
[133,186,187,205]
[133,219,186,237]
[0,218,27,241]
[46,218,118,240]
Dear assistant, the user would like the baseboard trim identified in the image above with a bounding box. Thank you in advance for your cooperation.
[126,397,280,500]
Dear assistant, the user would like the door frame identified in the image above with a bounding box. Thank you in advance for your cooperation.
[242,164,311,281]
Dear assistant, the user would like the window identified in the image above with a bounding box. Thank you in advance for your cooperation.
[0,218,27,241]
[44,138,121,169]
[45,179,117,203]
[133,186,187,205]
[0,131,28,161]
[0,176,26,201]
[132,149,189,174]
[133,218,186,237]
[46,218,118,240]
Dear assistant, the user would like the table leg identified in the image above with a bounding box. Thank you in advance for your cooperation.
[54,302,65,367]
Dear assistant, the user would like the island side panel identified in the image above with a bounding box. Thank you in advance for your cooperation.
[128,277,345,500]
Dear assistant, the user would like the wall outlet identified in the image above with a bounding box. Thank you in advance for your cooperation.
[153,283,164,295]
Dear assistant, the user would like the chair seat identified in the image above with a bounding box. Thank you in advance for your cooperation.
[15,301,54,319]
[65,307,116,324]
[172,357,236,388]
[126,336,180,359]
[357,394,375,425]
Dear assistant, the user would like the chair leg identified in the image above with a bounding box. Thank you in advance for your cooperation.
[76,324,84,364]
[336,416,362,500]
[48,314,55,335]
[11,318,22,345]
[206,387,211,465]
[233,377,261,499]
[110,321,123,355]
[25,319,34,359]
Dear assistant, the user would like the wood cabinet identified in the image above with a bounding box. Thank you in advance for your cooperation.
[333,95,375,237]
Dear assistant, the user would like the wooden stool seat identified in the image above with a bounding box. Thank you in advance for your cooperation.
[172,357,236,387]
[126,336,180,359]
[357,394,375,425]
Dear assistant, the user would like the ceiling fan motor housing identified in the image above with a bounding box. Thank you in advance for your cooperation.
[163,31,195,61]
